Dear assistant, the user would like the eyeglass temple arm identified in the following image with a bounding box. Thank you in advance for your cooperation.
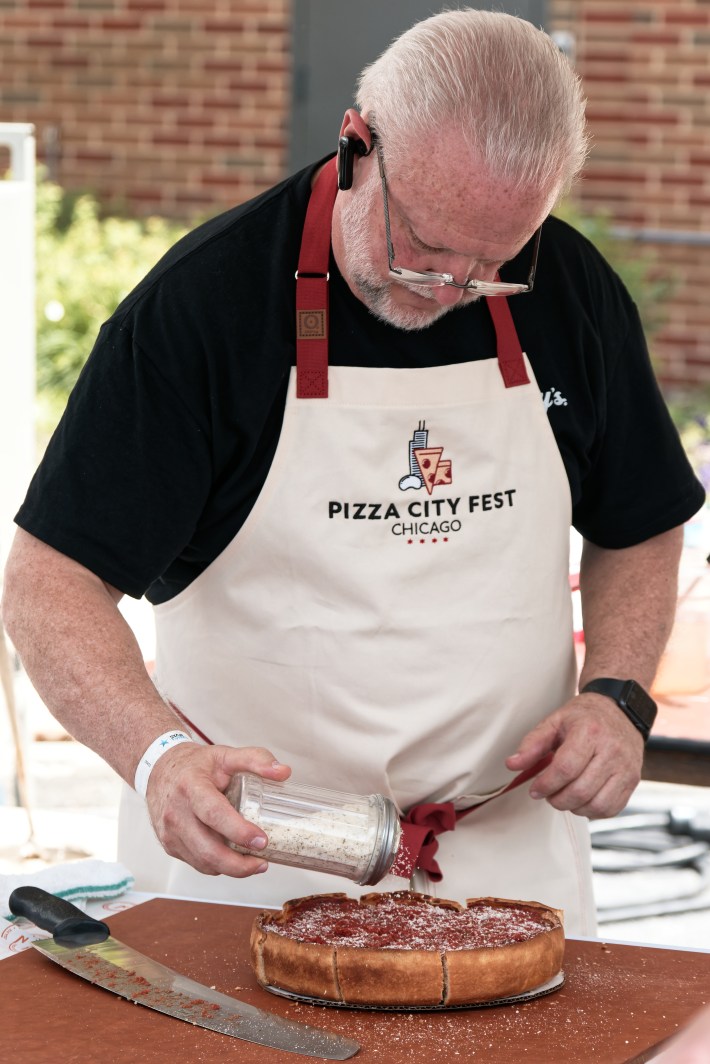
[373,139,398,269]
[526,226,542,290]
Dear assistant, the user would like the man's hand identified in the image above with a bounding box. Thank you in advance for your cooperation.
[505,691,644,819]
[146,743,291,877]
[508,527,683,820]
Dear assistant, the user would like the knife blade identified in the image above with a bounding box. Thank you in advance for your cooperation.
[10,887,359,1059]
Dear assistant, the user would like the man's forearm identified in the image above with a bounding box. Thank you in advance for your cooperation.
[3,530,291,879]
[578,526,684,690]
[1,529,179,785]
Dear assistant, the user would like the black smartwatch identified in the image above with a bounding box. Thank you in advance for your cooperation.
[581,678,657,742]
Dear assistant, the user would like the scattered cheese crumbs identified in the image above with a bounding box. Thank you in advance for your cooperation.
[268,895,553,951]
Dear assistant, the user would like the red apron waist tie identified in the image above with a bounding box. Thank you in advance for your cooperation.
[167,700,551,885]
[390,755,553,882]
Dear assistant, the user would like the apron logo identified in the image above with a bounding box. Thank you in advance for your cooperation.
[399,421,453,494]
[297,309,326,339]
[328,418,517,545]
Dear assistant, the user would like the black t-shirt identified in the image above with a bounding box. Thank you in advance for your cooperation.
[16,159,705,604]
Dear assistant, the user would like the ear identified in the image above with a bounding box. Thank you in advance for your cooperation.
[338,107,373,149]
[337,108,373,191]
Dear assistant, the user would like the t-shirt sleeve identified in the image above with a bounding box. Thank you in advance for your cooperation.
[15,315,213,598]
[571,289,705,548]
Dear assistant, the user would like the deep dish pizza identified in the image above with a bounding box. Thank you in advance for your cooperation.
[250,890,564,1007]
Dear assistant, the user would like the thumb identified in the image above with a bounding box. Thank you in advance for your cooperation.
[211,745,292,785]
[506,717,559,771]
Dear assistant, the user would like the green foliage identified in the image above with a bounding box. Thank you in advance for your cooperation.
[35,178,187,435]
[553,201,674,342]
[554,204,708,479]
[556,204,710,497]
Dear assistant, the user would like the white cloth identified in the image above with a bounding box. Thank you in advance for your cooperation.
[0,859,134,919]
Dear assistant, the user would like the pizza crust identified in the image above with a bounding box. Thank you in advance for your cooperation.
[336,939,444,1007]
[444,899,565,1006]
[250,890,564,1007]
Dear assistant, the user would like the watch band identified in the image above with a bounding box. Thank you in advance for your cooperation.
[581,678,657,741]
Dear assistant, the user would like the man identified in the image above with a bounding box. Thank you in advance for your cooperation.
[2,10,704,937]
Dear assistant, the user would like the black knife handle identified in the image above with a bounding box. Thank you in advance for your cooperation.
[9,887,111,946]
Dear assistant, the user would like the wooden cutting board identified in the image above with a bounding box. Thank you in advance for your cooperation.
[3,897,709,1063]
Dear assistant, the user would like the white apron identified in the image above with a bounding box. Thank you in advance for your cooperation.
[119,164,596,936]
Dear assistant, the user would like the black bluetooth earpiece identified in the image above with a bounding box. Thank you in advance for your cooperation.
[337,135,369,191]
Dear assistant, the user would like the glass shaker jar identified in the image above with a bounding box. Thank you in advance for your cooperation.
[226,773,401,886]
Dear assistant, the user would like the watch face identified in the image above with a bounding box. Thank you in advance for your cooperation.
[582,678,658,740]
[623,681,657,727]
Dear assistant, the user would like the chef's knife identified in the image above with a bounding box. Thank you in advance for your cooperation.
[10,887,359,1059]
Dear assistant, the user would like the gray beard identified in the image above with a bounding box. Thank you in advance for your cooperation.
[351,272,455,331]
[338,180,464,331]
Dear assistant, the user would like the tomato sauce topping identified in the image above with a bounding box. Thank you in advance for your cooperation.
[269,896,554,951]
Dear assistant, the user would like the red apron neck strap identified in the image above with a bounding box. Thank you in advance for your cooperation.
[295,159,529,397]
[485,294,530,388]
[296,159,338,398]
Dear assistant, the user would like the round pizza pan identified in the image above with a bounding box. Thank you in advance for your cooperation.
[262,969,565,1011]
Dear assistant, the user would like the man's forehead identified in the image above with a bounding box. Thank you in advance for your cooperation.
[383,122,553,251]
[387,167,547,258]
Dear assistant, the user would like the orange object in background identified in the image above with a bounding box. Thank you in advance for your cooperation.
[651,562,710,700]
[570,526,710,742]
[652,604,710,698]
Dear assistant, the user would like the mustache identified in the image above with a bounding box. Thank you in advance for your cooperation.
[396,281,437,301]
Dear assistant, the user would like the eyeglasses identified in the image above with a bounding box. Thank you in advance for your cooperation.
[373,136,540,297]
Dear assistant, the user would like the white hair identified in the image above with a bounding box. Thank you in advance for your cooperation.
[356,8,589,197]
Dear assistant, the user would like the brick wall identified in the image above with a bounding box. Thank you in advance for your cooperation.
[0,0,291,217]
[1,0,709,386]
[549,0,710,387]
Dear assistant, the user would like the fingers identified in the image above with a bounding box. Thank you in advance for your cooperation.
[505,717,560,772]
[159,811,270,878]
[145,742,292,878]
[506,694,644,819]
[528,742,593,803]
[205,744,292,791]
[158,795,271,878]
[531,753,638,819]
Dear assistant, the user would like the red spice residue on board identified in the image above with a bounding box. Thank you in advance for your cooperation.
[65,954,226,1021]
[269,896,554,951]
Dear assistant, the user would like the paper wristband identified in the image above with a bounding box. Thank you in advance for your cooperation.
[134,730,194,797]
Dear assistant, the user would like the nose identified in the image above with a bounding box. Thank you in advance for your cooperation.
[431,283,467,307]
[431,258,499,304]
